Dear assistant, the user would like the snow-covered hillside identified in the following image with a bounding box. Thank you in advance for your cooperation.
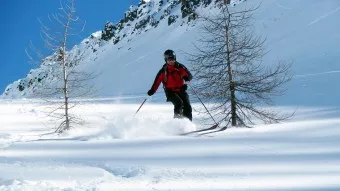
[3,0,340,107]
[1,0,340,190]
[2,0,220,98]
[2,0,340,107]
[3,0,340,104]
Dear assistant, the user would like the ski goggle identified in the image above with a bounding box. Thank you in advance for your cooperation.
[165,55,175,61]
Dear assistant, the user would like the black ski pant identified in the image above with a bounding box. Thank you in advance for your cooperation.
[166,90,192,121]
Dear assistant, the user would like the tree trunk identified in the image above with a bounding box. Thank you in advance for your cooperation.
[225,14,237,126]
[61,48,70,131]
[62,12,71,131]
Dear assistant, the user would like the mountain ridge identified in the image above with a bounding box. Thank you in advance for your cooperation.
[2,0,340,108]
[2,0,244,98]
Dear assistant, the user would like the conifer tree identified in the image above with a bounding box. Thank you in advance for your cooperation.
[101,21,115,41]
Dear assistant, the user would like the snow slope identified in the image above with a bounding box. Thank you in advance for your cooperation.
[1,0,340,190]
[1,99,340,190]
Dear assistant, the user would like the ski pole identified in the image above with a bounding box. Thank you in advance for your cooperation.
[187,83,218,125]
[134,98,147,116]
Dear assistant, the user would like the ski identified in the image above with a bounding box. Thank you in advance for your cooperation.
[180,124,218,136]
[197,126,228,136]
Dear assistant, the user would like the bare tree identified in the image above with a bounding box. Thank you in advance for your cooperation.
[189,2,292,128]
[37,0,96,133]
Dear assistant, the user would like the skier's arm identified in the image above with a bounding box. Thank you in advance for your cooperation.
[179,64,192,82]
[149,69,164,95]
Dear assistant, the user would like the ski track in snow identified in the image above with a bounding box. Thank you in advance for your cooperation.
[294,70,340,79]
[308,5,340,26]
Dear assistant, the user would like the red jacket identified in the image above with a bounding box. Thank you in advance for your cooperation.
[150,62,192,93]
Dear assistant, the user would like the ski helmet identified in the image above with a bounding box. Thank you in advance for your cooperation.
[164,49,176,61]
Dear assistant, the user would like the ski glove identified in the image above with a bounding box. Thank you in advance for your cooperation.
[182,84,188,91]
[183,76,190,82]
[147,89,154,96]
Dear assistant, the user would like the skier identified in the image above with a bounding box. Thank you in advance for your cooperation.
[147,49,193,121]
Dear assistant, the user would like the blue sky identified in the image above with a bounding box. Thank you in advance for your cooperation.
[0,0,139,93]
